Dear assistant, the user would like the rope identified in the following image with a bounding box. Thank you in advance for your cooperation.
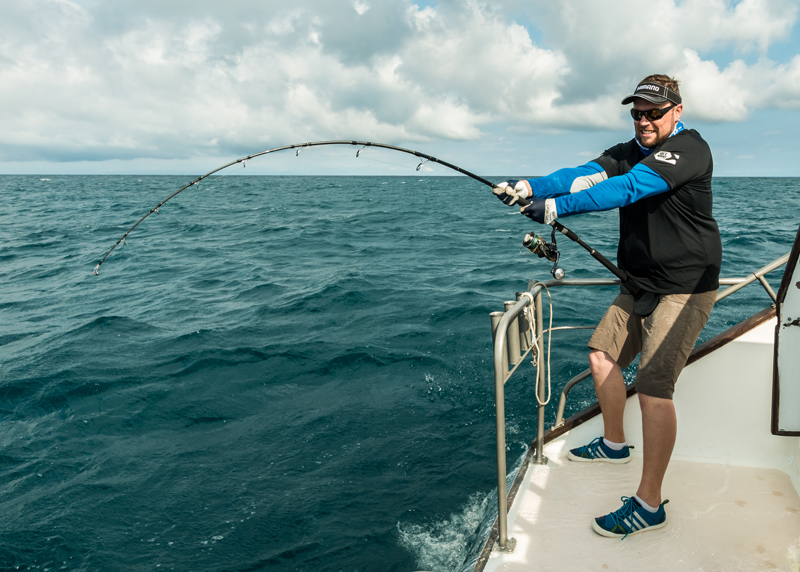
[523,286,554,406]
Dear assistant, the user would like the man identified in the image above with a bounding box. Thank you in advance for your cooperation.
[494,74,722,538]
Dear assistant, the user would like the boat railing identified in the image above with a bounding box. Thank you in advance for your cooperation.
[489,252,790,553]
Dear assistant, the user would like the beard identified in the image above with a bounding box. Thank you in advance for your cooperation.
[637,119,677,148]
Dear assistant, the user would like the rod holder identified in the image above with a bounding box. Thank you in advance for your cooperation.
[504,301,521,366]
[516,292,532,351]
[490,312,508,378]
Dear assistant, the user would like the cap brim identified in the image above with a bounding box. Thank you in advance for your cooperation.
[621,94,669,105]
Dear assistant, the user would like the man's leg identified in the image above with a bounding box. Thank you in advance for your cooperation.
[569,295,639,463]
[590,365,676,539]
[636,393,677,507]
[592,292,716,537]
[588,349,627,444]
[633,291,715,507]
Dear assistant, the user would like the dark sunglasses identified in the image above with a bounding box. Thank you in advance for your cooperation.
[630,103,677,122]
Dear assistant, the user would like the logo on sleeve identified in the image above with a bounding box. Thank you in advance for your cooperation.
[654,151,679,165]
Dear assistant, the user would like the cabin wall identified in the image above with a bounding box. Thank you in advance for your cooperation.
[776,256,800,433]
[669,319,792,469]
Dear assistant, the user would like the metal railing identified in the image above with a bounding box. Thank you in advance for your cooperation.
[488,252,790,553]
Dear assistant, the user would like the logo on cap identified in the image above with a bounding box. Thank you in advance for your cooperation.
[637,84,662,93]
[621,81,681,105]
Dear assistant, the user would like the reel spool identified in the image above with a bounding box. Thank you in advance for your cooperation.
[522,227,565,280]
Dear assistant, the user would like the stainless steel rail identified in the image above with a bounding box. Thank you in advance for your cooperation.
[489,254,789,553]
[490,295,529,554]
[490,279,618,552]
[715,253,789,303]
[553,369,594,430]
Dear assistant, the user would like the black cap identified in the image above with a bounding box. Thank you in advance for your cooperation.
[621,82,682,105]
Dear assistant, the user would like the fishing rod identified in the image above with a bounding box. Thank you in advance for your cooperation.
[92,139,640,293]
[93,140,494,275]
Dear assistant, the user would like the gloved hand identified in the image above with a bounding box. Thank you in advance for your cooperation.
[521,198,558,225]
[492,180,532,206]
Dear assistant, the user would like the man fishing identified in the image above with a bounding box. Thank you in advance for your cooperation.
[495,74,722,538]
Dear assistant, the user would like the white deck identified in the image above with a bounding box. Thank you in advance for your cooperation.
[490,457,800,571]
[484,317,800,572]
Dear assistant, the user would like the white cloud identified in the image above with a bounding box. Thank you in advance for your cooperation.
[675,50,751,122]
[752,55,800,109]
[353,1,369,16]
[516,0,799,122]
[0,0,799,164]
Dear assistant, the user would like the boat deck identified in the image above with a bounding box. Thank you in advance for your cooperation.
[481,317,800,572]
[487,454,800,572]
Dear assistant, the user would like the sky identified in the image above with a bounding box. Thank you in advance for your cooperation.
[2,0,800,176]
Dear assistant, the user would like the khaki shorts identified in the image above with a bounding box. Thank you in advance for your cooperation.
[587,290,717,399]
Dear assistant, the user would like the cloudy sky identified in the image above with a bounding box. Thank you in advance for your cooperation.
[3,0,800,176]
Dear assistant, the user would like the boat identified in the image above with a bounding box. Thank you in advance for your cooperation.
[462,225,800,571]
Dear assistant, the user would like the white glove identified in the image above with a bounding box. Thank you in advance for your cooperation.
[492,180,532,206]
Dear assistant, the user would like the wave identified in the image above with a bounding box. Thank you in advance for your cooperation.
[397,492,492,572]
[167,346,275,378]
[313,349,442,376]
[233,281,289,301]
[0,332,38,347]
[64,315,162,338]
[398,451,527,572]
[264,275,381,313]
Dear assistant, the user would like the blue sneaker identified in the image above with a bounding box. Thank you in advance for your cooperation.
[567,436,632,464]
[592,496,668,538]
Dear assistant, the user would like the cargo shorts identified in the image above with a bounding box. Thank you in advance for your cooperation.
[587,290,717,399]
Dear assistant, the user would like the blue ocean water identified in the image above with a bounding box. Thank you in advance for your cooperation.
[0,171,797,572]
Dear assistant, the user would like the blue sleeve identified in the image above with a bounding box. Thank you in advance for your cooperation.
[524,162,604,198]
[553,164,671,217]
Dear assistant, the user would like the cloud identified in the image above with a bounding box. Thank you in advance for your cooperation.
[0,0,799,164]
[753,54,800,109]
[675,50,752,122]
[520,0,799,122]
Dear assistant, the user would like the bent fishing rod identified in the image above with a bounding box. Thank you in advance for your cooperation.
[92,139,640,293]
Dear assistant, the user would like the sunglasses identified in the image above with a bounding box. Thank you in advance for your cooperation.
[630,103,677,122]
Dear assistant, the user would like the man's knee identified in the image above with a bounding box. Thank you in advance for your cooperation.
[589,349,619,376]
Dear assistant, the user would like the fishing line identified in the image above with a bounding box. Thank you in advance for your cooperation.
[93,138,639,293]
[205,161,247,182]
[331,153,422,173]
[93,140,495,275]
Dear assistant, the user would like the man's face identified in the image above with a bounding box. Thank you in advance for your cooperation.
[633,99,683,148]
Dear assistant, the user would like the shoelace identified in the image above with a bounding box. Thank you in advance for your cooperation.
[607,496,637,539]
[584,436,604,458]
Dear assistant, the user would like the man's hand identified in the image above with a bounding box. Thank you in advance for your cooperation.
[521,198,558,225]
[493,180,532,206]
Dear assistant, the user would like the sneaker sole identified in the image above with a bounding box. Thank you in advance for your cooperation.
[591,518,667,538]
[566,450,632,464]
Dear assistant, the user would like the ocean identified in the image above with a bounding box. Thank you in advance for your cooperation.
[1,172,797,572]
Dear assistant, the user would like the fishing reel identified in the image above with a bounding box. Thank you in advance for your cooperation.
[522,227,565,280]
